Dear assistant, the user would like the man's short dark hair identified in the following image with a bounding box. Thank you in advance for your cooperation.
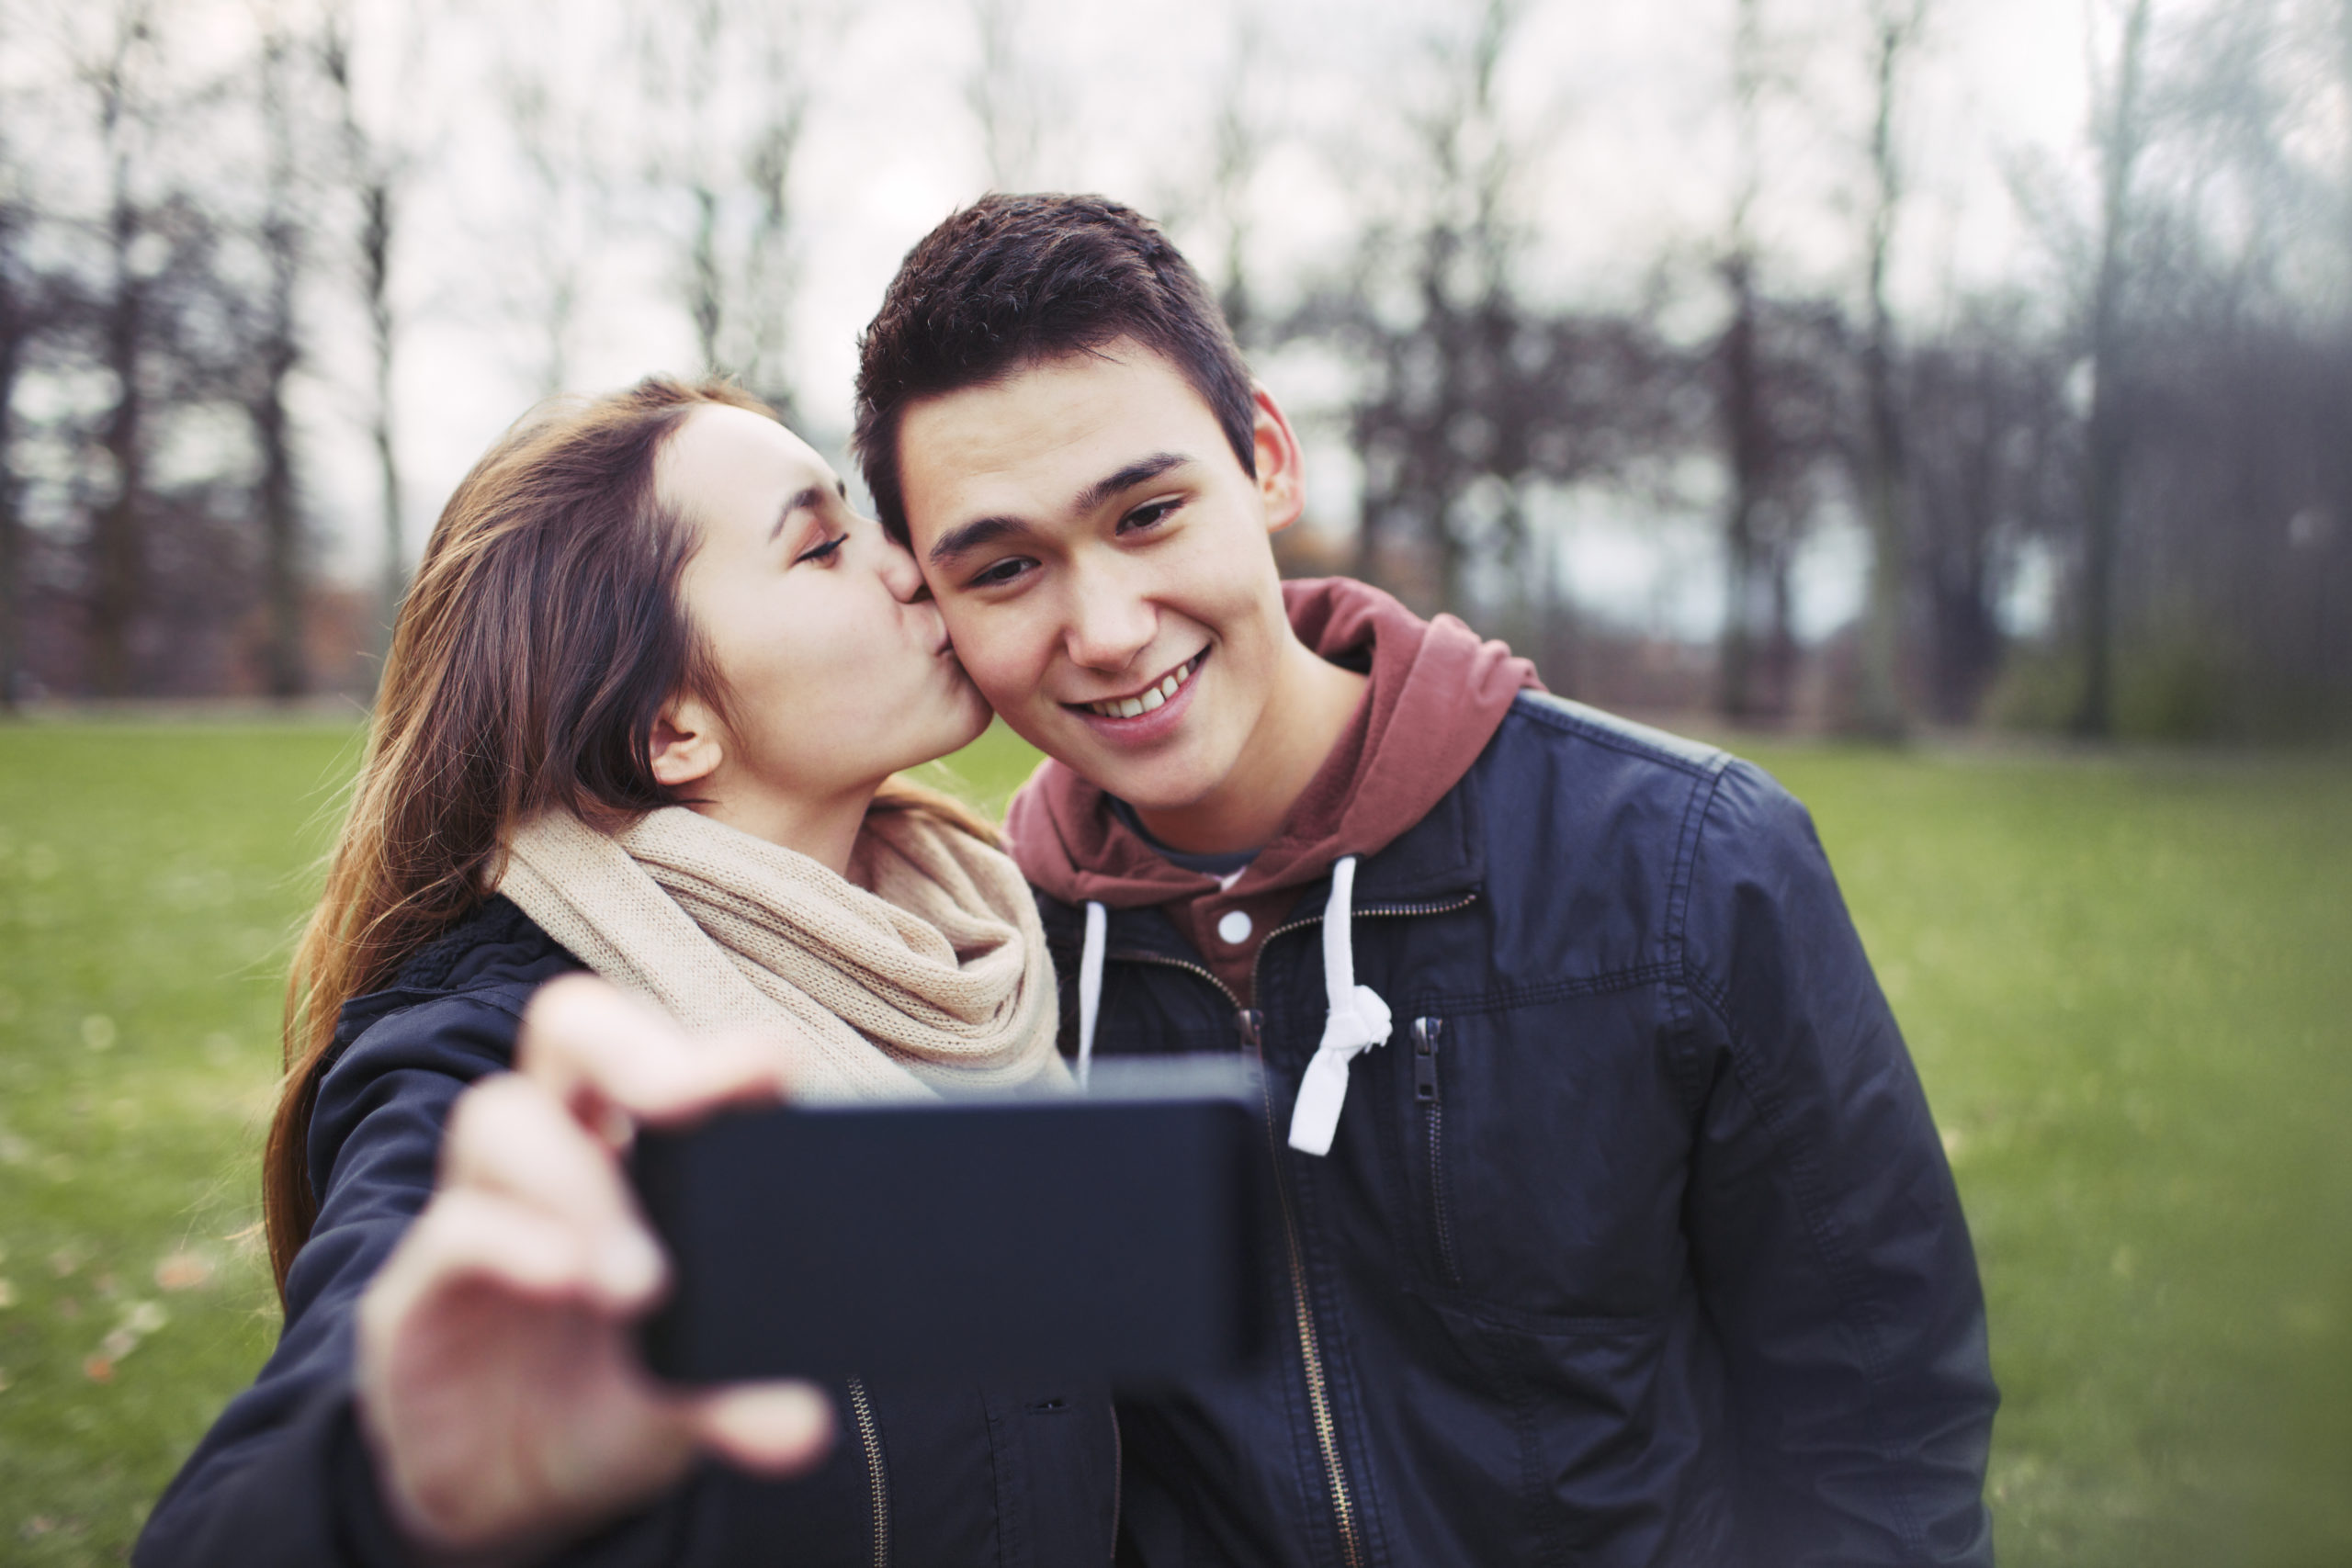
[853,193,1257,545]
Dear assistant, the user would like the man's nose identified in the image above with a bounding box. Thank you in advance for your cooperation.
[1061,558,1155,671]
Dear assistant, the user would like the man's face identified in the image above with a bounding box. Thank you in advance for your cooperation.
[898,344,1303,812]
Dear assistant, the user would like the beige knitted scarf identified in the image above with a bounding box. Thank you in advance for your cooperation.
[496,804,1064,1100]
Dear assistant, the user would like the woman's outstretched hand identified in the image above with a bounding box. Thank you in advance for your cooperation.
[354,975,834,1562]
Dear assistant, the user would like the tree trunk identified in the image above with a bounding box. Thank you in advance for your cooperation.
[93,192,144,699]
[0,328,20,712]
[1719,257,1766,718]
[1854,6,1918,740]
[0,200,25,711]
[256,30,306,699]
[1718,0,1769,720]
[690,183,721,377]
[2074,0,2153,739]
[361,178,403,645]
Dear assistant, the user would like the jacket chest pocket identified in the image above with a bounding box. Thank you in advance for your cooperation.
[1384,995,1691,1324]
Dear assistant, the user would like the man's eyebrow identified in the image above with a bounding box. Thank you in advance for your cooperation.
[928,515,1024,568]
[1074,452,1190,515]
[766,484,829,542]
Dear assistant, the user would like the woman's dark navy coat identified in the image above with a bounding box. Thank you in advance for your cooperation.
[1041,694,1998,1567]
[134,897,1119,1567]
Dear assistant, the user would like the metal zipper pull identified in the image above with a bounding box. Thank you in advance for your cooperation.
[1237,1008,1264,1055]
[1411,1015,1442,1102]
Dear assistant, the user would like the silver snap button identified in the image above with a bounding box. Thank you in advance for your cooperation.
[1216,909,1254,944]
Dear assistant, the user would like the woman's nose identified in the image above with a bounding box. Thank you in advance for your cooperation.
[874,525,930,604]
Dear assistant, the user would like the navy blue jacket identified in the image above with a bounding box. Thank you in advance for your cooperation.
[137,897,1120,1567]
[1042,694,1996,1568]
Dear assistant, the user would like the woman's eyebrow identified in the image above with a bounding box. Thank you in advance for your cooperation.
[766,485,831,543]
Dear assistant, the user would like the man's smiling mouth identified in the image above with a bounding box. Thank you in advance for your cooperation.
[1074,651,1204,719]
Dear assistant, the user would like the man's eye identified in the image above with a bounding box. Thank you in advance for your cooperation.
[795,534,847,565]
[1120,498,1182,533]
[969,558,1033,589]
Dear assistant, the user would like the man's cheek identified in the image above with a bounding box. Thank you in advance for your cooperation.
[960,650,1040,716]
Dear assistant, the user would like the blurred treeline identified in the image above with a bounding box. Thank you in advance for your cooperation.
[0,0,2346,740]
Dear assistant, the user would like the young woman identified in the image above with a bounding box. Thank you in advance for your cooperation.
[136,379,1117,1565]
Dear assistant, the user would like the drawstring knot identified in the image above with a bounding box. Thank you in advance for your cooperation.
[1074,856,1391,1157]
[1287,855,1391,1156]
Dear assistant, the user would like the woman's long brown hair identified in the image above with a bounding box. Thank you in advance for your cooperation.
[264,376,993,1302]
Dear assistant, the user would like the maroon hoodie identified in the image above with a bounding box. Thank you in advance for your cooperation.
[1004,577,1543,1005]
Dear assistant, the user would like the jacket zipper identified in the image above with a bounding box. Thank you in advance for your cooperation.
[847,1376,888,1568]
[1411,1016,1460,1285]
[1238,1007,1366,1568]
[1106,891,1476,1568]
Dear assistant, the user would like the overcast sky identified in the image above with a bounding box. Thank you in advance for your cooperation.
[280,0,2110,640]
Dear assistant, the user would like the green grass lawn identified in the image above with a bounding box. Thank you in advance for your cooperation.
[1,718,2346,1564]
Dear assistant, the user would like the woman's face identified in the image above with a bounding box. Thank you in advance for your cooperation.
[657,403,990,815]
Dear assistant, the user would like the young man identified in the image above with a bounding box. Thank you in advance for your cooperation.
[855,193,1996,1567]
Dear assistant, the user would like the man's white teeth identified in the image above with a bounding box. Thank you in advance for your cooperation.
[1088,656,1197,718]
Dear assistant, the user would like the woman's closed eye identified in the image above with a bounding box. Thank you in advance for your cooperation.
[794,532,847,566]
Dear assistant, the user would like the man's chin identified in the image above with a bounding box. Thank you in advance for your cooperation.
[1065,744,1229,816]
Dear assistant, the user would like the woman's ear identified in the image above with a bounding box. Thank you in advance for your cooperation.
[650,697,725,788]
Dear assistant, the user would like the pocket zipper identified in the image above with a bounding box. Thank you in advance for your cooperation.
[847,1376,888,1568]
[1412,1016,1461,1286]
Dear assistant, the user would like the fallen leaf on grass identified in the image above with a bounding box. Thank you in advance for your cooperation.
[0,1279,14,1308]
[55,1296,80,1320]
[84,1299,167,1378]
[154,1250,215,1292]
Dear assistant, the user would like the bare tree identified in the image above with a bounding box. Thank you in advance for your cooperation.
[636,0,825,423]
[1850,0,1929,738]
[1206,6,1269,346]
[1292,0,1697,649]
[1905,301,2076,721]
[321,0,415,654]
[2341,0,2352,288]
[73,0,168,698]
[967,0,1041,190]
[0,122,33,709]
[1347,0,1528,612]
[244,3,310,699]
[2073,0,2155,737]
[500,64,589,398]
[1718,0,1772,717]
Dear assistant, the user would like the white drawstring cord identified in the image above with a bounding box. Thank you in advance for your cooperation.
[1286,855,1392,1156]
[1076,900,1107,1090]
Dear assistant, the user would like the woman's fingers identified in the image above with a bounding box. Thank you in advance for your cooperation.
[518,975,795,1134]
[363,1188,608,1338]
[439,1075,664,1307]
[685,1382,834,1476]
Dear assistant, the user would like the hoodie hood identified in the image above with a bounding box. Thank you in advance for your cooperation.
[1005,577,1542,911]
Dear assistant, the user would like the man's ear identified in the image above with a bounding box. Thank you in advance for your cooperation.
[1250,383,1307,535]
[650,696,726,789]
